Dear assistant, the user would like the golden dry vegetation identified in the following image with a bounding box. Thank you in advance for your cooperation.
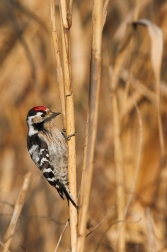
[0,0,167,251]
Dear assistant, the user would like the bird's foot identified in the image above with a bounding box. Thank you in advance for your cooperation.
[61,129,76,141]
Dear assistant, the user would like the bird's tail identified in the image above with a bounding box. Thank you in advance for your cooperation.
[56,180,78,209]
[63,186,78,209]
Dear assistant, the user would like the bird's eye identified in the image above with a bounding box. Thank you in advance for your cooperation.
[41,113,45,117]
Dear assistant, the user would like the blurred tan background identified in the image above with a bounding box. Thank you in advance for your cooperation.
[0,0,167,251]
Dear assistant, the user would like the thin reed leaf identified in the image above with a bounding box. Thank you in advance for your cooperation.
[133,19,164,160]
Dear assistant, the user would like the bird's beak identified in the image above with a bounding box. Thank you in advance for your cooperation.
[44,111,61,122]
[50,112,61,117]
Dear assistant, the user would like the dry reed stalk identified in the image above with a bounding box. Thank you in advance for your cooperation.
[110,20,164,250]
[59,0,73,28]
[111,23,134,94]
[59,1,78,252]
[110,65,125,252]
[49,0,66,128]
[122,41,134,114]
[59,0,71,64]
[1,172,31,252]
[111,101,123,251]
[77,1,103,252]
[117,19,164,249]
[122,1,140,115]
[133,0,140,21]
[69,0,73,27]
[115,89,143,249]
[102,0,110,29]
[59,0,69,29]
[0,243,10,252]
[109,23,133,252]
[49,0,77,250]
[107,12,139,248]
[153,48,165,162]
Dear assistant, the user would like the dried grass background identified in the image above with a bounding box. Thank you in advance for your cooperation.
[0,0,167,251]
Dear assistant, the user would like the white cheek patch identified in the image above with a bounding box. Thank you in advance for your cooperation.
[28,125,38,136]
[27,112,44,136]
[27,116,33,126]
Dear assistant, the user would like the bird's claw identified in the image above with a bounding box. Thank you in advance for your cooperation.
[61,129,77,141]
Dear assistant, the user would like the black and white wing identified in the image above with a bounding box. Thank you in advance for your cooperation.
[27,134,77,208]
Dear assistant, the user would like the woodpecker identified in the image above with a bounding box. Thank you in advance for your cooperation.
[26,106,77,208]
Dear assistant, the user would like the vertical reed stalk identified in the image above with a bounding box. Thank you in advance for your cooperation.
[110,79,125,252]
[69,0,73,27]
[59,1,78,251]
[49,0,66,128]
[123,1,139,113]
[77,1,103,252]
[49,1,77,250]
[156,77,165,162]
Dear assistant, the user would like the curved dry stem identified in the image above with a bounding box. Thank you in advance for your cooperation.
[95,218,142,252]
[86,207,115,237]
[54,219,69,252]
[2,172,31,252]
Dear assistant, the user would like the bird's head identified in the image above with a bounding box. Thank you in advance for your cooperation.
[26,106,61,133]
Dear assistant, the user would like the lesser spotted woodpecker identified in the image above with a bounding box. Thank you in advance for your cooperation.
[26,106,77,208]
